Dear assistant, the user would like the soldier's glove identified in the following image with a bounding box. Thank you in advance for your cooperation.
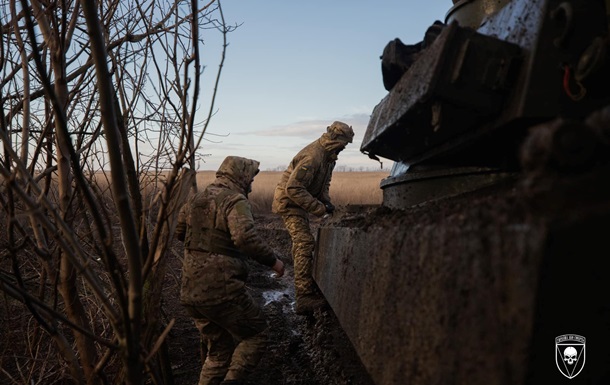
[313,203,327,217]
[324,202,335,214]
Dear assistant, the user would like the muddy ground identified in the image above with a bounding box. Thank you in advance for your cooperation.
[166,213,375,385]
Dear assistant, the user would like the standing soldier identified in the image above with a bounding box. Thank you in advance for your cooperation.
[176,156,285,385]
[272,121,354,315]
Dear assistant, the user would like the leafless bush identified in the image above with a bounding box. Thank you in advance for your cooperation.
[0,0,232,383]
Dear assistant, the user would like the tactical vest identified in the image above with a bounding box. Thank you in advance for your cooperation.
[184,189,244,258]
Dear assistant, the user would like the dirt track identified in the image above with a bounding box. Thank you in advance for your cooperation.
[166,213,374,385]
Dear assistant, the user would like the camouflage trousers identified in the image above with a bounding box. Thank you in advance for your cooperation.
[282,214,317,298]
[183,289,268,385]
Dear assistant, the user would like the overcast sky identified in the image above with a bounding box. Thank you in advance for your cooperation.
[196,0,450,171]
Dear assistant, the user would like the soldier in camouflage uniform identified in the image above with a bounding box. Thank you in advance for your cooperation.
[272,121,354,315]
[176,156,285,385]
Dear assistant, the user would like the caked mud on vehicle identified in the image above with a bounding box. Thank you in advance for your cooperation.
[314,1,610,385]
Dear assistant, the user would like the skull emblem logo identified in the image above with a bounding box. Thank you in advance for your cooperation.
[556,334,586,379]
[564,346,578,365]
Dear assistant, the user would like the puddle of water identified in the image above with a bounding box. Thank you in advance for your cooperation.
[262,290,289,305]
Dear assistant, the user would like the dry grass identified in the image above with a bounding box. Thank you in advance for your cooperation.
[196,171,389,213]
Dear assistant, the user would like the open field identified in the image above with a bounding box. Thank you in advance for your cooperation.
[195,170,390,213]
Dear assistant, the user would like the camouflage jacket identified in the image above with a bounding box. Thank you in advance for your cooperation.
[176,157,278,306]
[272,134,346,217]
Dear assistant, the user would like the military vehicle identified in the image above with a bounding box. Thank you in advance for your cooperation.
[314,1,610,384]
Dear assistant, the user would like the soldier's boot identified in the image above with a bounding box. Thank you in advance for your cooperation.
[295,293,328,315]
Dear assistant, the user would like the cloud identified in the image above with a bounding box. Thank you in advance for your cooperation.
[253,113,370,139]
[197,112,385,171]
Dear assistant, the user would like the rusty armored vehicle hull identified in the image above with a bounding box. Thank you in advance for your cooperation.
[314,1,610,384]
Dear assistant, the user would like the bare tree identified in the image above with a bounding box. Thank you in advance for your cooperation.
[0,0,231,383]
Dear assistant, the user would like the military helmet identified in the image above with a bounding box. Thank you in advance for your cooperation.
[327,121,355,143]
